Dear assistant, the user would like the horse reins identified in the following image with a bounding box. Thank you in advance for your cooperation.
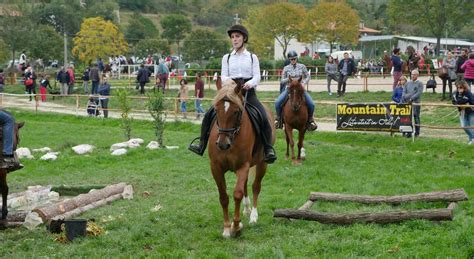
[216,84,248,141]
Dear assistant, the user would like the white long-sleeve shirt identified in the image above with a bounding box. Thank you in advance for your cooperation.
[221,49,260,88]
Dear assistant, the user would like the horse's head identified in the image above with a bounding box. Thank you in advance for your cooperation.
[288,76,305,112]
[212,80,244,151]
[14,122,24,151]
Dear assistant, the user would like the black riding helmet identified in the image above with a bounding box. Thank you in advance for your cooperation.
[227,24,249,43]
[287,50,298,59]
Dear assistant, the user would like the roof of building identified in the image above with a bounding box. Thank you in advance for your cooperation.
[359,35,474,46]
[359,26,381,34]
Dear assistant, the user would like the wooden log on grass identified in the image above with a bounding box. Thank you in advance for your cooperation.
[6,210,29,222]
[0,186,51,207]
[32,183,127,221]
[309,189,468,204]
[51,193,123,221]
[274,208,453,224]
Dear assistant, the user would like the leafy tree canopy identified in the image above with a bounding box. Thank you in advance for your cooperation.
[182,29,229,64]
[125,14,159,44]
[160,14,192,44]
[133,38,170,58]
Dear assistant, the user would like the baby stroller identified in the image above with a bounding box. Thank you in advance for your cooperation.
[86,96,101,117]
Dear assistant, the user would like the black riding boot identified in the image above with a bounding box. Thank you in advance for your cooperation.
[188,108,216,156]
[307,110,318,131]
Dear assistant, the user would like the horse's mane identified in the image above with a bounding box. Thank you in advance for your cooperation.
[212,80,244,110]
[289,79,304,93]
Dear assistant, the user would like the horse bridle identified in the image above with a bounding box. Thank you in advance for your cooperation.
[216,91,248,142]
[288,87,302,112]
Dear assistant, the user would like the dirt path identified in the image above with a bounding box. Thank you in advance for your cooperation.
[1,93,468,143]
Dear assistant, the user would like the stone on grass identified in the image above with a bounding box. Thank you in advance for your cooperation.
[122,185,134,200]
[146,141,160,150]
[165,146,179,149]
[129,138,144,144]
[127,139,141,148]
[72,144,95,155]
[110,142,129,151]
[111,148,127,156]
[32,147,52,153]
[15,147,34,159]
[40,152,58,161]
[23,212,43,230]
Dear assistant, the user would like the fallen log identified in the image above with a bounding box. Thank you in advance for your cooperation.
[298,200,314,211]
[0,186,52,207]
[6,210,29,222]
[274,208,453,224]
[309,189,468,204]
[51,193,123,221]
[33,183,127,221]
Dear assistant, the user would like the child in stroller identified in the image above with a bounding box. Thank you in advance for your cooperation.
[87,96,101,116]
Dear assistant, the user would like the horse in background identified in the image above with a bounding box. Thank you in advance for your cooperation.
[282,77,308,165]
[209,79,275,238]
[0,121,24,224]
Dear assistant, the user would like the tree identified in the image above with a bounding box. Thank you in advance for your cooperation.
[244,3,306,59]
[304,1,359,54]
[0,7,31,70]
[125,14,159,44]
[33,0,84,35]
[73,17,128,65]
[160,14,192,57]
[388,0,473,55]
[134,39,170,58]
[182,29,229,64]
[27,25,64,62]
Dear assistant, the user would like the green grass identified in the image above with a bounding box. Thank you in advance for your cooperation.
[0,110,472,257]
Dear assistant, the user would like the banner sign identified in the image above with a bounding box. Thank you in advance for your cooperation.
[336,103,413,132]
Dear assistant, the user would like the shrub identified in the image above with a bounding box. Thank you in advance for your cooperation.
[146,90,166,147]
[116,89,133,140]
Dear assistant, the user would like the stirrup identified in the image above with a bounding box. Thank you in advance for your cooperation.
[188,137,205,156]
[307,121,318,131]
[264,146,277,164]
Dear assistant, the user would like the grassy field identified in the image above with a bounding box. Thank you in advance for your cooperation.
[0,110,472,257]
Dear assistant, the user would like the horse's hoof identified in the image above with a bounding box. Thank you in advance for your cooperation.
[300,148,306,160]
[292,160,302,166]
[249,208,258,224]
[222,227,231,238]
[230,222,243,237]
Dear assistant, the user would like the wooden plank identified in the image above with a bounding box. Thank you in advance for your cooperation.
[274,208,453,224]
[298,200,314,211]
[309,189,468,204]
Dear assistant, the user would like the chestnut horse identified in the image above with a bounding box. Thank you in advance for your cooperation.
[0,121,24,224]
[282,78,307,165]
[209,79,275,238]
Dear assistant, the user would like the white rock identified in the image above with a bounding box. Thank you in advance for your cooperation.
[165,146,179,149]
[40,152,58,161]
[110,142,129,151]
[15,147,34,159]
[111,148,127,156]
[32,147,52,153]
[48,191,60,201]
[127,139,141,148]
[122,185,134,200]
[146,141,160,150]
[72,144,95,155]
[129,138,144,144]
[23,212,43,230]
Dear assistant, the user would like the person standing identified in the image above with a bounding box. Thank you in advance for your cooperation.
[391,48,403,90]
[194,73,205,119]
[137,63,150,94]
[39,75,52,102]
[82,66,90,94]
[24,66,37,101]
[188,24,277,163]
[337,52,356,97]
[67,65,75,95]
[179,79,188,119]
[325,56,338,95]
[98,75,111,118]
[407,46,420,79]
[455,48,468,80]
[392,76,407,103]
[461,53,474,87]
[89,63,100,94]
[274,50,317,131]
[18,50,27,72]
[452,80,474,145]
[402,70,424,137]
[98,58,104,73]
[441,51,456,100]
[0,110,23,171]
[156,61,169,94]
[56,67,70,95]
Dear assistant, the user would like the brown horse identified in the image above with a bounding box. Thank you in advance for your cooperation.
[209,79,275,238]
[0,121,24,223]
[282,78,307,165]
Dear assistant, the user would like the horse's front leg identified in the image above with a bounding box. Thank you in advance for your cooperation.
[284,127,290,160]
[231,163,250,237]
[285,126,296,162]
[211,165,230,238]
[243,177,251,217]
[0,171,8,221]
[296,129,306,163]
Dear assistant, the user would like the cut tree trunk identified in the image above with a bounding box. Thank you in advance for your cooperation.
[274,208,453,224]
[0,186,52,207]
[309,189,468,204]
[6,210,29,222]
[32,183,127,221]
[51,193,123,221]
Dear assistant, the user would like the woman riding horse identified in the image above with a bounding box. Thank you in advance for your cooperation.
[274,51,317,131]
[0,110,23,171]
[189,24,277,164]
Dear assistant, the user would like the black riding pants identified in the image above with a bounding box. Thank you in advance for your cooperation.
[198,88,273,152]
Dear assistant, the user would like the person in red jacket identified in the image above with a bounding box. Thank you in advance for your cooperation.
[461,53,474,87]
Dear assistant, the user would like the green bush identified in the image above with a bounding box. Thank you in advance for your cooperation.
[116,89,133,140]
